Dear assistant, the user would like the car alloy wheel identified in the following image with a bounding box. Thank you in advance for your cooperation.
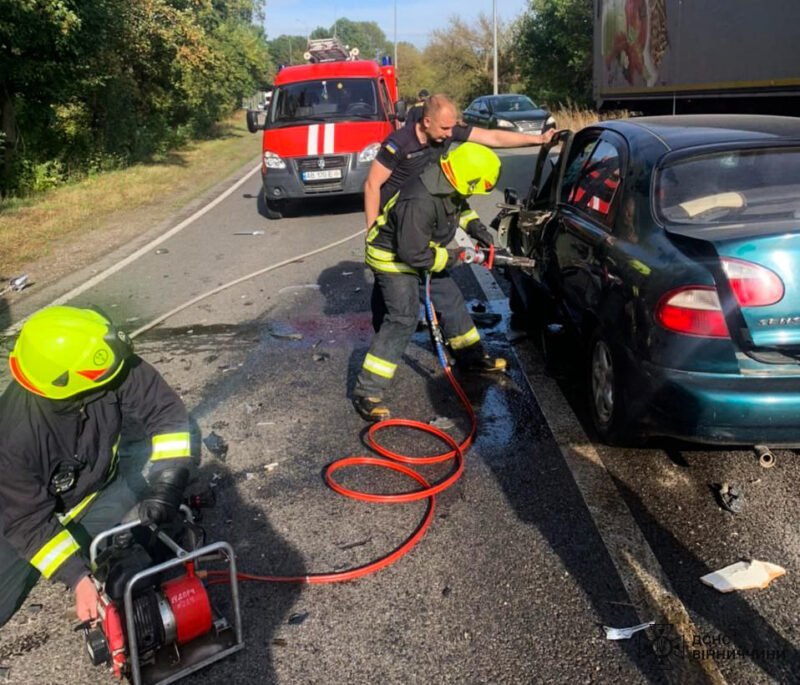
[591,338,615,428]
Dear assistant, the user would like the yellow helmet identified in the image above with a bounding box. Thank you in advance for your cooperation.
[9,306,132,399]
[440,142,501,196]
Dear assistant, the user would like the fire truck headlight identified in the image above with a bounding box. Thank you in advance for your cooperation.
[358,143,381,164]
[263,150,286,169]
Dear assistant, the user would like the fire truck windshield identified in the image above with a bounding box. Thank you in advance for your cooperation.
[270,78,383,126]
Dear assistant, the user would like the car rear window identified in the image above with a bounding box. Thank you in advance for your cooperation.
[656,147,800,225]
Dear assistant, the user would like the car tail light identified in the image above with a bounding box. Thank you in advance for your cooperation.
[721,258,784,307]
[656,287,730,338]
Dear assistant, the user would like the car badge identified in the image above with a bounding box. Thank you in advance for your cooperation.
[318,158,326,170]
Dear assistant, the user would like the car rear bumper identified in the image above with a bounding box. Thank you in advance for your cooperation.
[637,362,800,446]
[261,153,368,200]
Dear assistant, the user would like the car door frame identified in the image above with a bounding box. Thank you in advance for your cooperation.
[550,128,629,338]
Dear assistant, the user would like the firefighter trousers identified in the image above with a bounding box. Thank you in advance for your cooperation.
[355,269,483,399]
[0,463,144,628]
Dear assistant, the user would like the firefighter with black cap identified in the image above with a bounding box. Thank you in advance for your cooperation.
[0,306,193,627]
[353,142,504,421]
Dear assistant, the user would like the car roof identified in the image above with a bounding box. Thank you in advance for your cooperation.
[275,60,381,85]
[599,114,800,150]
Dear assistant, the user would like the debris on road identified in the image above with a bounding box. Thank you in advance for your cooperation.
[288,611,309,626]
[268,321,304,340]
[233,230,265,235]
[603,621,655,640]
[701,560,786,592]
[313,352,330,362]
[715,482,745,514]
[155,248,169,255]
[263,462,279,471]
[203,431,229,461]
[277,284,320,295]
[429,416,455,431]
[0,274,30,296]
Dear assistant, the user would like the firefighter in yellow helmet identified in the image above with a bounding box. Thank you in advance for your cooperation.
[0,306,193,628]
[354,142,505,421]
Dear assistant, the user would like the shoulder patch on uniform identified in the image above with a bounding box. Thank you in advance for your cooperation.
[384,142,397,154]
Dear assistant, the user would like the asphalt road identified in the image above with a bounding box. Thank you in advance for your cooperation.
[0,149,798,684]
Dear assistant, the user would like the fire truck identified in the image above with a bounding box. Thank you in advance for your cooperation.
[247,38,404,219]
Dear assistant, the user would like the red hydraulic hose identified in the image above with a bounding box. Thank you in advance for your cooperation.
[205,273,478,586]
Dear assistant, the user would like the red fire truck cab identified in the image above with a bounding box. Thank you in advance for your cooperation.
[247,40,403,219]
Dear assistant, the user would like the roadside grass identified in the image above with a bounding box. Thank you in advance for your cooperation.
[0,111,260,278]
[553,105,628,130]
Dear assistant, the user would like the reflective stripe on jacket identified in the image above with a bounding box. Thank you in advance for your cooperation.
[0,356,191,588]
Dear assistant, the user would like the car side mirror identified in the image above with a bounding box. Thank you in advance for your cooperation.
[393,100,407,121]
[246,110,264,133]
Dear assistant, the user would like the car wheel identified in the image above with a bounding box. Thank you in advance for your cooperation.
[587,329,629,444]
[258,191,284,220]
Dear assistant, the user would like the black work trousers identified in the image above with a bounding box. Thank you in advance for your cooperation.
[355,269,483,399]
[0,465,143,628]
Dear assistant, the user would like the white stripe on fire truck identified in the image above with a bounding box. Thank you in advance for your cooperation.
[307,125,319,155]
[323,124,335,154]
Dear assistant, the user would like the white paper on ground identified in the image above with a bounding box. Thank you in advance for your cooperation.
[700,559,786,592]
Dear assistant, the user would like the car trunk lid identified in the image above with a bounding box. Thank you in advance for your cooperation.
[667,221,800,349]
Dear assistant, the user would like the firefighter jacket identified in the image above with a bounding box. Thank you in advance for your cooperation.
[365,163,487,275]
[0,356,192,589]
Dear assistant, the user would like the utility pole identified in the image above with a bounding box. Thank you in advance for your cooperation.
[394,0,398,69]
[493,0,498,94]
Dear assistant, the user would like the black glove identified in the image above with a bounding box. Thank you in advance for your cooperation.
[139,467,190,525]
[467,221,494,249]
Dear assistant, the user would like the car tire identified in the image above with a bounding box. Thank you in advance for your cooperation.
[258,191,284,220]
[587,328,630,445]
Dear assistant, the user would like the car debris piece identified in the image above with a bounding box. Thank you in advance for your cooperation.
[0,274,30,295]
[233,230,265,235]
[203,432,229,461]
[288,611,309,625]
[429,416,455,430]
[603,621,655,640]
[268,321,304,340]
[155,248,169,255]
[700,559,786,593]
[715,482,744,514]
[313,352,330,362]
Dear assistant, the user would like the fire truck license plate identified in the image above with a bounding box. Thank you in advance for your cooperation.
[302,169,342,181]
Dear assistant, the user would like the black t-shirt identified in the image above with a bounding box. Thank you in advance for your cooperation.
[376,122,472,207]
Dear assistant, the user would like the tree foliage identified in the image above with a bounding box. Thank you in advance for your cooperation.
[513,0,593,108]
[1,0,272,197]
[422,14,516,108]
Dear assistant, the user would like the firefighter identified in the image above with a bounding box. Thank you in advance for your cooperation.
[364,93,558,230]
[353,142,504,421]
[404,88,430,128]
[0,306,193,628]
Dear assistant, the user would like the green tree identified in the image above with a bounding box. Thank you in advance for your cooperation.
[514,0,593,108]
[423,14,516,108]
[268,34,308,69]
[309,19,391,61]
[396,42,435,101]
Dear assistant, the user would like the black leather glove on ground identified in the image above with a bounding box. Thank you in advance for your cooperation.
[139,467,190,525]
[467,221,494,248]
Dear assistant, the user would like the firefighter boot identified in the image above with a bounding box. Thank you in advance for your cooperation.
[458,349,507,374]
[353,396,391,422]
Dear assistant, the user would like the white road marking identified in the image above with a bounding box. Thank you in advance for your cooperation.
[1,163,262,338]
[456,229,727,684]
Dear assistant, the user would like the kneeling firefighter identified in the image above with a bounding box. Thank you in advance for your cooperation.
[354,142,506,421]
[0,306,193,628]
